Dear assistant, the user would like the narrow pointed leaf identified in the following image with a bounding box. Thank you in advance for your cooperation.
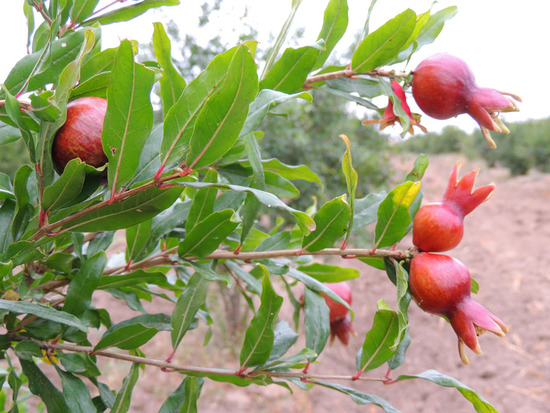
[313,0,349,70]
[110,363,140,413]
[351,191,386,234]
[42,159,87,211]
[374,181,420,249]
[161,46,239,167]
[20,360,68,412]
[159,376,204,413]
[95,314,171,351]
[63,251,107,317]
[103,40,155,194]
[395,369,499,412]
[302,196,351,252]
[182,181,315,235]
[394,260,411,348]
[98,270,168,290]
[126,219,153,264]
[240,89,312,137]
[266,321,299,363]
[260,46,319,94]
[186,169,218,232]
[153,22,186,116]
[178,209,237,258]
[286,268,350,311]
[351,9,416,72]
[171,272,210,349]
[56,368,96,413]
[340,134,357,244]
[315,381,400,412]
[81,0,180,26]
[357,304,399,372]
[70,0,100,23]
[304,287,330,361]
[56,186,183,232]
[186,45,258,170]
[0,300,87,332]
[297,263,360,282]
[2,86,35,162]
[240,270,283,368]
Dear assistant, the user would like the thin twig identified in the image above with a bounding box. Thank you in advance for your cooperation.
[303,68,410,88]
[11,336,387,383]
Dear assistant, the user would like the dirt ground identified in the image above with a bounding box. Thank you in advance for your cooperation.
[91,153,550,413]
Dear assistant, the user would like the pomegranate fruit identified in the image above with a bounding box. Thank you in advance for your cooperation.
[52,96,108,174]
[409,252,508,364]
[412,53,520,147]
[412,161,494,252]
[322,281,356,345]
[363,80,427,135]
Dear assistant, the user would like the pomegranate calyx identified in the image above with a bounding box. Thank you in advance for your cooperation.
[363,80,427,135]
[442,161,495,217]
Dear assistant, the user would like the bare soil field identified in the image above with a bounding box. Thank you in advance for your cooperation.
[93,153,550,413]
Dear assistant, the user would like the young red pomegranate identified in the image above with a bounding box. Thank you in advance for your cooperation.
[363,80,427,135]
[412,53,520,147]
[413,161,494,252]
[409,252,508,364]
[322,281,356,345]
[52,96,108,174]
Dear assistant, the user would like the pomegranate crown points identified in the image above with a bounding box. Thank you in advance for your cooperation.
[442,162,495,216]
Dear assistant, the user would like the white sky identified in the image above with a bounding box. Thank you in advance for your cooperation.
[1,0,548,134]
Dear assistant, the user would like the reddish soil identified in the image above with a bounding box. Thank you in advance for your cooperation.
[92,154,550,412]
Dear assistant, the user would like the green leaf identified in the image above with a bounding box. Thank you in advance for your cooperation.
[261,158,321,186]
[2,28,99,95]
[159,376,204,413]
[71,0,101,24]
[42,158,87,211]
[374,181,420,249]
[98,270,167,289]
[110,363,140,413]
[0,300,87,332]
[315,381,399,412]
[153,22,186,116]
[14,340,43,360]
[297,262,360,283]
[186,45,258,170]
[351,9,416,72]
[57,186,183,232]
[171,272,210,350]
[63,251,107,317]
[1,86,35,162]
[356,303,399,373]
[313,0,349,70]
[302,196,351,252]
[240,89,312,137]
[56,367,96,413]
[286,267,350,312]
[0,173,14,200]
[12,164,35,241]
[186,169,218,232]
[351,191,386,234]
[81,0,180,25]
[266,320,299,364]
[388,327,411,370]
[395,369,499,412]
[255,231,291,252]
[178,209,237,258]
[70,71,110,100]
[239,270,283,369]
[394,260,411,348]
[405,154,429,182]
[95,313,171,351]
[182,181,315,235]
[260,46,319,94]
[125,219,152,264]
[80,47,117,82]
[103,40,155,195]
[340,134,358,245]
[303,288,330,361]
[20,359,68,412]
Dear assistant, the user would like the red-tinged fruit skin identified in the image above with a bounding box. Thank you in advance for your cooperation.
[52,96,108,174]
[412,53,520,147]
[321,281,356,345]
[412,162,495,252]
[409,252,508,364]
